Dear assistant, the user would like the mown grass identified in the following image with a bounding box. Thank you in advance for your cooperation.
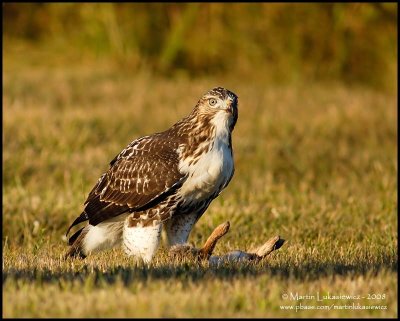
[2,44,398,317]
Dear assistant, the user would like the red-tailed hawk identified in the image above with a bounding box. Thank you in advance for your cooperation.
[66,87,238,262]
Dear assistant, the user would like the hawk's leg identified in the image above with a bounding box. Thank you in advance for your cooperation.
[164,212,200,247]
[122,217,162,263]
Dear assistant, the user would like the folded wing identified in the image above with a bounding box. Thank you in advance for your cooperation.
[66,135,186,235]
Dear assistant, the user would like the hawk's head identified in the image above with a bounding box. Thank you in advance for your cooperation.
[194,87,238,132]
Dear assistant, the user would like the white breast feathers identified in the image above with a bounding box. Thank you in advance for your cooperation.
[178,122,234,203]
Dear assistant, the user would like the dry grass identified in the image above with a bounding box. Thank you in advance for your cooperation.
[2,46,398,317]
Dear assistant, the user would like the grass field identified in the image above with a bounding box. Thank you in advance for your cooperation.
[3,44,398,317]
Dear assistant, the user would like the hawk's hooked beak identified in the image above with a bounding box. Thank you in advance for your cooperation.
[225,96,238,115]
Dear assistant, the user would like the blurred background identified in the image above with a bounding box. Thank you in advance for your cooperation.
[3,3,397,90]
[3,4,398,317]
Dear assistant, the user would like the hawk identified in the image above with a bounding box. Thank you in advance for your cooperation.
[66,87,238,262]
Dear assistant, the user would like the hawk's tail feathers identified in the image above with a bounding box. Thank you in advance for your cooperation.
[68,227,85,245]
[66,211,89,236]
[64,227,88,259]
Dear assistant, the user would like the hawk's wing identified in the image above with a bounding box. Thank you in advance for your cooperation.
[66,135,186,235]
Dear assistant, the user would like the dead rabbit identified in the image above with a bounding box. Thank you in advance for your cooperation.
[168,221,285,265]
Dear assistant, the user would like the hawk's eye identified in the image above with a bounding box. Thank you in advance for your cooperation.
[208,98,218,106]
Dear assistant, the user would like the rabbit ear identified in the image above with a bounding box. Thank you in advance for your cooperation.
[249,236,286,258]
[199,221,230,259]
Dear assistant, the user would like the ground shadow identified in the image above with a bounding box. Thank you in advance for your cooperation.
[3,254,397,287]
